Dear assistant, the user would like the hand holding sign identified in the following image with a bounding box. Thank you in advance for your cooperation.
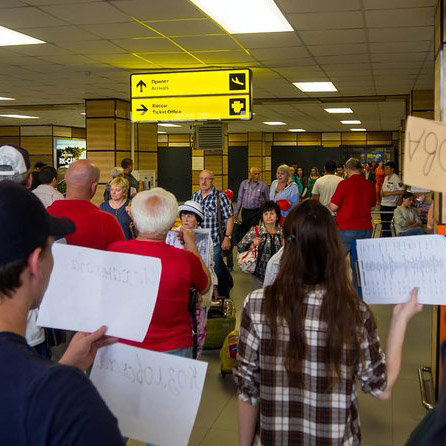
[404,116,446,192]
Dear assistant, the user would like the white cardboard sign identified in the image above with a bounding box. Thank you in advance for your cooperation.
[404,115,446,194]
[38,243,161,342]
[90,343,208,446]
[357,235,446,305]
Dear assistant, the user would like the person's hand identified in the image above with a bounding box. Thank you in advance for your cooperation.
[222,236,231,251]
[251,237,262,248]
[392,288,423,324]
[59,326,118,372]
[180,227,197,251]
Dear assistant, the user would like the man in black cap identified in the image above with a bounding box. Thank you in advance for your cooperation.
[0,182,123,445]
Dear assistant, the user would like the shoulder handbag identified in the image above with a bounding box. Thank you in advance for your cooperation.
[237,226,260,274]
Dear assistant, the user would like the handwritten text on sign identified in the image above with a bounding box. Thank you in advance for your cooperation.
[404,116,446,193]
[90,343,208,446]
[38,244,161,342]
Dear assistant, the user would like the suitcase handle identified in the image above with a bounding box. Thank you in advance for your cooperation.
[418,366,435,410]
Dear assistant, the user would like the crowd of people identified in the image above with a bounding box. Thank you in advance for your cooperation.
[0,142,442,445]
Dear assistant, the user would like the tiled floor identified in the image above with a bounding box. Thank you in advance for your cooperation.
[128,266,433,446]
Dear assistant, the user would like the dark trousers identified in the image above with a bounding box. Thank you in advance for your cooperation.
[241,208,261,237]
[380,205,396,238]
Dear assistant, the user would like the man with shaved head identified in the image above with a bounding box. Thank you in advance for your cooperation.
[192,169,234,276]
[47,160,125,250]
[235,167,269,237]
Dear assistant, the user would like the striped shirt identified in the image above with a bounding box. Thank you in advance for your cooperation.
[192,188,233,245]
[236,179,270,215]
[234,288,386,445]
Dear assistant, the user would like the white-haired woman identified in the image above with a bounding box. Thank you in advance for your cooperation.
[270,164,299,220]
[108,188,211,358]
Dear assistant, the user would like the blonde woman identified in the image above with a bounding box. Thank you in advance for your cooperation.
[269,164,299,219]
[99,176,133,239]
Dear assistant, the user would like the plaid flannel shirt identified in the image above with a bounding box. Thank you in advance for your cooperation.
[192,188,233,245]
[234,288,386,445]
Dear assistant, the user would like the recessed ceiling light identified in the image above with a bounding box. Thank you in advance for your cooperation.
[158,123,182,127]
[0,114,39,119]
[80,112,86,115]
[341,120,361,124]
[0,25,45,46]
[325,108,353,114]
[189,0,293,34]
[263,121,286,125]
[350,128,366,132]
[293,82,337,92]
[157,131,166,134]
[0,97,15,101]
[288,129,306,132]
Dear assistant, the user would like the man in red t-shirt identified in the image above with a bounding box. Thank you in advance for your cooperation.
[329,157,376,254]
[48,160,125,250]
[109,187,210,357]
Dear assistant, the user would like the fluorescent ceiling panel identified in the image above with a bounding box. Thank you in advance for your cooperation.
[189,0,293,34]
[0,26,45,47]
[0,114,39,119]
[158,123,182,128]
[288,128,306,132]
[0,97,15,101]
[263,121,287,125]
[341,120,361,124]
[293,82,337,92]
[325,107,353,113]
[350,128,366,131]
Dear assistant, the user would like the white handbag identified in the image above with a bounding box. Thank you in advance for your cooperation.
[237,226,259,274]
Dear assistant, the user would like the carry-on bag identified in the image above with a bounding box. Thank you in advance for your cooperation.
[219,329,239,378]
[204,298,236,349]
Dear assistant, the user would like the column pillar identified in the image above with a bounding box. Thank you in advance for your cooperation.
[85,99,131,203]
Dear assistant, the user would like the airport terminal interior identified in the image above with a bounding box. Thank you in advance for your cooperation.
[0,0,444,445]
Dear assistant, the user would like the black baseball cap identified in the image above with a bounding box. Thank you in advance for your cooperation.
[0,182,75,265]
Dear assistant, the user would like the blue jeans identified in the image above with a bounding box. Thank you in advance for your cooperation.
[340,230,372,292]
[399,227,425,236]
[213,243,223,277]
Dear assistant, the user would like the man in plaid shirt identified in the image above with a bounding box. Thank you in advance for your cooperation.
[192,169,233,275]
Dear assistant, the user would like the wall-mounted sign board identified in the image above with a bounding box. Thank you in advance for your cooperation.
[130,69,252,123]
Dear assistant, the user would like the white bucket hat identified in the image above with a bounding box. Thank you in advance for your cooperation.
[178,200,204,222]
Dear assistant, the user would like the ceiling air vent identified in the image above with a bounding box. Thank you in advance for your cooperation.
[194,122,227,150]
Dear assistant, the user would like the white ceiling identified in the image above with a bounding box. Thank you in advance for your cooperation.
[0,0,435,132]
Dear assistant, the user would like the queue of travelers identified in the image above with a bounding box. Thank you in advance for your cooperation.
[0,142,439,445]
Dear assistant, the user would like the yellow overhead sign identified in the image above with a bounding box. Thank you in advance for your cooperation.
[131,69,251,98]
[132,95,251,122]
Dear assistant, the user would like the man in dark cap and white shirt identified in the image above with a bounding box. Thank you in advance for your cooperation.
[0,181,123,445]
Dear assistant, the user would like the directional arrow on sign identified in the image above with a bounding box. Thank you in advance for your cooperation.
[136,80,147,93]
[137,104,148,115]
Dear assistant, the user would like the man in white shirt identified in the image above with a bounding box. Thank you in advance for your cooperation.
[380,161,404,237]
[32,166,64,208]
[311,160,343,214]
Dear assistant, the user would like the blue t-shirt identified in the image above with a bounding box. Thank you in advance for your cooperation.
[0,332,123,446]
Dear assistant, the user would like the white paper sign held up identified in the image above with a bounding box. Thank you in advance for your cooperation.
[404,116,446,193]
[90,343,208,446]
[38,244,161,342]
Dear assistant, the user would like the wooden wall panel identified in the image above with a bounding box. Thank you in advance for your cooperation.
[248,141,262,156]
[116,100,130,119]
[116,119,130,150]
[86,100,115,118]
[21,136,53,155]
[205,154,223,173]
[0,127,19,136]
[229,133,248,143]
[87,152,115,183]
[274,133,297,142]
[116,151,131,167]
[72,127,86,139]
[92,184,106,206]
[87,119,115,150]
[29,154,53,168]
[137,123,157,151]
[53,126,72,138]
[138,152,157,170]
[0,136,20,146]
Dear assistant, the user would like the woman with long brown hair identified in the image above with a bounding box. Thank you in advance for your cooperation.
[234,200,422,445]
